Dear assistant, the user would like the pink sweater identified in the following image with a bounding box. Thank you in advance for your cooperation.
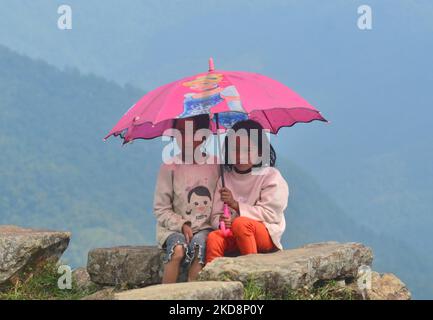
[210,167,289,250]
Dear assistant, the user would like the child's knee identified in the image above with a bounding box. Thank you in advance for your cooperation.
[207,230,224,246]
[171,244,185,262]
[232,216,252,234]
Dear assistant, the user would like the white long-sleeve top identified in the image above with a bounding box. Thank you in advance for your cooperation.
[210,167,289,250]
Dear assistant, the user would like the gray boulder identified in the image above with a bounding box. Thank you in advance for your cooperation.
[72,267,98,291]
[87,246,165,287]
[0,225,70,286]
[198,242,373,296]
[349,271,411,300]
[114,281,244,300]
[368,272,411,300]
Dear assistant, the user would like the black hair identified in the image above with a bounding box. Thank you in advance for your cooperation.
[172,114,210,131]
[187,185,212,203]
[223,119,276,171]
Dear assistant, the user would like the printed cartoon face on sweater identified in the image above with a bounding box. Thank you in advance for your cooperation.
[186,185,212,221]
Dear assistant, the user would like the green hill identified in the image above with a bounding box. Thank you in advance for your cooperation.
[0,45,162,265]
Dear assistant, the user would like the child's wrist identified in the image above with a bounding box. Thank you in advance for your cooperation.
[182,221,191,229]
[230,200,240,213]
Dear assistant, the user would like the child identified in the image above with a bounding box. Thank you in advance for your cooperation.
[206,120,289,263]
[154,114,218,283]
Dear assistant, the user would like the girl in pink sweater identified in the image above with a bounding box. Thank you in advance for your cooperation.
[206,120,289,263]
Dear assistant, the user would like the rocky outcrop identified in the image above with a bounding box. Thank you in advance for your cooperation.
[86,241,411,300]
[114,281,244,300]
[0,225,411,300]
[348,271,411,300]
[87,246,165,287]
[72,267,97,291]
[0,225,70,286]
[198,242,374,296]
[368,272,411,300]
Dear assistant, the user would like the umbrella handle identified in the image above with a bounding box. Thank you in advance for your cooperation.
[219,203,233,237]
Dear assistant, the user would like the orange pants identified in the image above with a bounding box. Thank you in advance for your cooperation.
[206,216,277,264]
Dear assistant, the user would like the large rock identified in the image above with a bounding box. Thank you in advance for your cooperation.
[356,272,411,300]
[81,287,116,300]
[0,225,70,286]
[114,281,244,300]
[72,267,98,291]
[198,242,373,296]
[87,246,165,287]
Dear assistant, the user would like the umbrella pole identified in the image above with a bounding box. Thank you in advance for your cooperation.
[214,113,225,188]
[215,113,232,237]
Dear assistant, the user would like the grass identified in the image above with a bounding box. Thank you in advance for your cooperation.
[244,279,276,300]
[244,279,359,300]
[0,262,99,300]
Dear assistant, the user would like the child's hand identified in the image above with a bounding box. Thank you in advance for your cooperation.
[219,214,233,228]
[182,223,193,244]
[220,187,239,212]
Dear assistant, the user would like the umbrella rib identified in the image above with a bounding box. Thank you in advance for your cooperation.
[262,111,276,133]
[147,83,179,124]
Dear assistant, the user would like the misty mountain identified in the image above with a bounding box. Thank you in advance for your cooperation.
[0,45,432,297]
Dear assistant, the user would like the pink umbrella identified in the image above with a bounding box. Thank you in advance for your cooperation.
[104,58,327,236]
[103,58,327,143]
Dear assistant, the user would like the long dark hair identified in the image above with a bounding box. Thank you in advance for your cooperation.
[172,114,210,131]
[223,119,276,171]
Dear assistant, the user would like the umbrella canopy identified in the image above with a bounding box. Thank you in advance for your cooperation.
[104,58,327,144]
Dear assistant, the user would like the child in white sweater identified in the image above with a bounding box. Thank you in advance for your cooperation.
[206,120,289,263]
